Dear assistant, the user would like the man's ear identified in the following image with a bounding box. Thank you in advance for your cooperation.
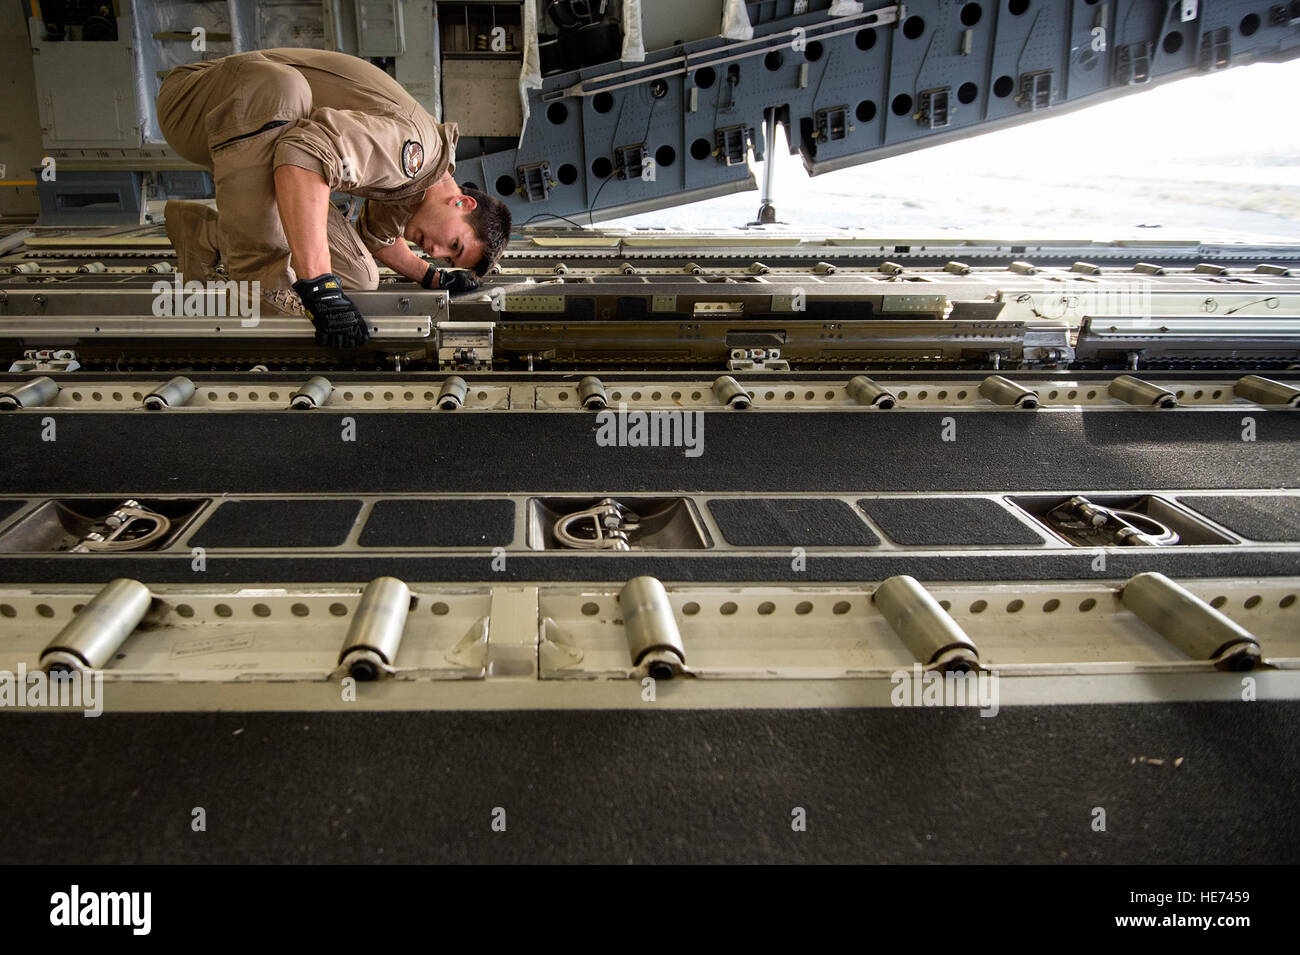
[453,192,478,212]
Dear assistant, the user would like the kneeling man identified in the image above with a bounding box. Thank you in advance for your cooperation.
[157,48,511,347]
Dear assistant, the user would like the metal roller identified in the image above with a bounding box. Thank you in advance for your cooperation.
[979,375,1039,409]
[437,375,468,410]
[1109,374,1176,408]
[0,229,32,256]
[1120,572,1261,671]
[146,262,174,274]
[0,375,59,410]
[578,375,608,410]
[9,262,40,273]
[143,376,195,410]
[620,576,687,679]
[338,577,412,681]
[712,375,751,409]
[76,262,106,273]
[1234,374,1300,408]
[846,375,897,409]
[289,376,333,409]
[40,578,152,673]
[873,575,980,672]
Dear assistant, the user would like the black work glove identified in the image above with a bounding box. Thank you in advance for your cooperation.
[433,268,481,295]
[293,273,370,349]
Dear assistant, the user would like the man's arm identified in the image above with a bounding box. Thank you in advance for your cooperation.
[372,238,479,293]
[273,164,332,280]
[371,237,428,282]
[272,164,369,349]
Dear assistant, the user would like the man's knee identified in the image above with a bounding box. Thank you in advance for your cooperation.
[332,256,379,291]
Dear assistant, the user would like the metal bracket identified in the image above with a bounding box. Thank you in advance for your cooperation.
[539,617,585,670]
[1271,2,1300,26]
[1115,42,1153,85]
[1199,27,1231,70]
[714,125,751,165]
[728,347,788,371]
[444,616,490,671]
[614,143,647,179]
[915,89,950,128]
[517,162,551,202]
[1016,71,1053,110]
[815,105,850,140]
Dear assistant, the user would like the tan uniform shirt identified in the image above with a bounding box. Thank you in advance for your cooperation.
[256,49,459,255]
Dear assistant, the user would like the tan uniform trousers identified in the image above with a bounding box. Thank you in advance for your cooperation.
[156,54,378,291]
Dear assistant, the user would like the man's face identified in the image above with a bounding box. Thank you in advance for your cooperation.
[406,192,484,270]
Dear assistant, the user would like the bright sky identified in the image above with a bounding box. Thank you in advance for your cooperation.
[604,58,1300,238]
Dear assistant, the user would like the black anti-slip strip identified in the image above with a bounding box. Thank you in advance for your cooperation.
[358,499,514,547]
[1,548,1295,584]
[2,411,1298,494]
[0,499,23,530]
[188,499,364,548]
[1177,494,1300,543]
[2,703,1296,863]
[858,496,1046,546]
[708,498,880,547]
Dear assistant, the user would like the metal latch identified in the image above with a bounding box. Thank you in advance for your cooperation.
[9,349,79,373]
[436,321,494,369]
[1046,496,1179,547]
[69,500,172,553]
[728,347,788,371]
[553,498,642,550]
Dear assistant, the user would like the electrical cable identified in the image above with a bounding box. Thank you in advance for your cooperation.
[522,211,589,228]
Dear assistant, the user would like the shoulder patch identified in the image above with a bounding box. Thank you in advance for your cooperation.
[401,140,424,178]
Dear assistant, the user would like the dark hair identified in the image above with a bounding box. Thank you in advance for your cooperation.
[461,186,511,277]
